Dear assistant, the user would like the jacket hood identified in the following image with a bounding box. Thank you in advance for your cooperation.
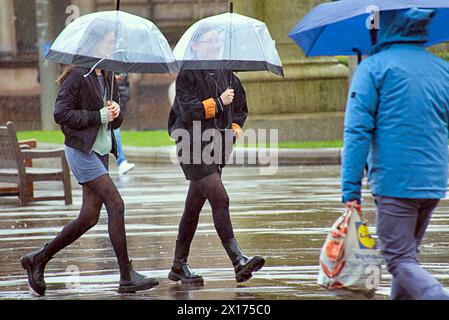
[372,8,436,54]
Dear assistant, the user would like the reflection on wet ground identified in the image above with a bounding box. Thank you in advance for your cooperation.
[1,164,449,300]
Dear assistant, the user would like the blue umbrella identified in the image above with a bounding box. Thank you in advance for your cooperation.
[288,0,449,58]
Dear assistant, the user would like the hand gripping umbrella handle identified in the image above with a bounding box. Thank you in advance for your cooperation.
[214,70,234,131]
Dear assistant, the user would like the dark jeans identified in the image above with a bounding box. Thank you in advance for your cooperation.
[375,196,449,300]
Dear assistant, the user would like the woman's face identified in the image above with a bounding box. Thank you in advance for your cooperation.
[96,31,116,57]
[192,30,223,60]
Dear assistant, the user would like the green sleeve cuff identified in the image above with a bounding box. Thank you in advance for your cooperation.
[99,107,109,124]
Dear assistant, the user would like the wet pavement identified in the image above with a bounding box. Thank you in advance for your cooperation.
[1,163,449,300]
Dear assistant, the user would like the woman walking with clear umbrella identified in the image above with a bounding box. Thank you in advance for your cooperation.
[168,4,282,285]
[20,22,159,296]
[168,25,267,285]
[20,9,178,295]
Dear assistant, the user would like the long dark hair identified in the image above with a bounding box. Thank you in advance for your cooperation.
[57,64,75,84]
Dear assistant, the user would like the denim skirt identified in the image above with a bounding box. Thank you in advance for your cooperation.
[65,146,109,185]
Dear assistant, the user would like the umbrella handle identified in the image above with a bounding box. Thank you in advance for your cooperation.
[214,104,233,131]
[110,72,115,101]
[370,28,378,46]
[230,1,234,13]
[352,48,363,65]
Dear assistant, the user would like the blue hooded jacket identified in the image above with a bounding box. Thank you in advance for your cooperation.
[342,8,449,203]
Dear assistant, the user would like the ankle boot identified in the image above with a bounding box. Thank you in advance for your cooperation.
[222,238,265,283]
[118,260,159,294]
[20,244,52,296]
[168,240,204,285]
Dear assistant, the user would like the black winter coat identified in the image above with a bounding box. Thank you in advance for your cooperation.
[168,69,248,180]
[54,66,123,158]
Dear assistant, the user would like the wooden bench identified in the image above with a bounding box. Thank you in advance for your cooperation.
[0,138,36,196]
[0,121,72,206]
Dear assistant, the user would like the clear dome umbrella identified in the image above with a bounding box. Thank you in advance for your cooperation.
[173,3,283,130]
[173,6,284,78]
[46,10,178,75]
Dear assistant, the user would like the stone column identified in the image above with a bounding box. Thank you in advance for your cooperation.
[71,0,96,15]
[36,0,70,130]
[234,0,349,141]
[0,0,16,56]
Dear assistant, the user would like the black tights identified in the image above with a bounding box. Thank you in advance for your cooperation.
[177,172,235,245]
[45,174,129,268]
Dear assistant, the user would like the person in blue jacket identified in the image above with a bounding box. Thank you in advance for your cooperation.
[341,8,449,300]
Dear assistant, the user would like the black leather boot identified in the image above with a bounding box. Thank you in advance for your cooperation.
[168,240,204,285]
[222,238,265,283]
[118,260,159,294]
[20,244,52,296]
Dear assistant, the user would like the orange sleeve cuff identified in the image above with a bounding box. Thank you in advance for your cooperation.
[202,98,216,119]
[232,123,242,138]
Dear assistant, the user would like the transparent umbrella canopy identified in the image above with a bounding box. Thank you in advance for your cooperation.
[46,10,178,74]
[174,12,284,77]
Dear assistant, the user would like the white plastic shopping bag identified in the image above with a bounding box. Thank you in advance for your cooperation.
[318,208,383,297]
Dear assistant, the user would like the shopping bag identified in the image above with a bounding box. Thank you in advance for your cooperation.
[317,208,383,297]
